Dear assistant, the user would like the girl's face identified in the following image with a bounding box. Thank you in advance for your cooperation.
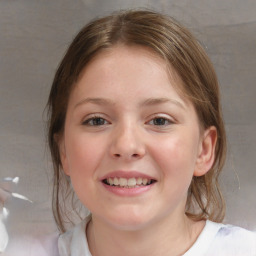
[59,45,216,230]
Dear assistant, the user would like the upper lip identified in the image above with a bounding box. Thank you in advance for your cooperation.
[100,170,156,181]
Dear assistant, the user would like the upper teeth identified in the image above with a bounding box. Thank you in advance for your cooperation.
[106,177,151,187]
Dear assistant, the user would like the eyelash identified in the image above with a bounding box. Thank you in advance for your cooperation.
[82,115,110,126]
[82,115,174,127]
[147,116,173,126]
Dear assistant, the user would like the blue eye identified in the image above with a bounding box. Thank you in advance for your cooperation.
[83,117,108,126]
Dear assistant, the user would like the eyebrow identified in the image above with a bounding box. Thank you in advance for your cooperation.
[74,98,116,109]
[140,97,186,109]
[74,97,186,109]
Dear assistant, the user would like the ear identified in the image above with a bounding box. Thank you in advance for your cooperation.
[54,133,70,176]
[194,126,217,177]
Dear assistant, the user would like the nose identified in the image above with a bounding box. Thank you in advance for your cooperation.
[109,123,146,160]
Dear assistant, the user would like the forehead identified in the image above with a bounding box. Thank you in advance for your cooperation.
[66,44,200,127]
[74,45,188,102]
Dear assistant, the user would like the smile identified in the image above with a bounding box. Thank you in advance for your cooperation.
[103,177,156,188]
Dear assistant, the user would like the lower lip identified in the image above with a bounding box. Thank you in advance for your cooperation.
[102,182,155,196]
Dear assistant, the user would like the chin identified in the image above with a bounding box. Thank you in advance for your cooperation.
[103,209,154,231]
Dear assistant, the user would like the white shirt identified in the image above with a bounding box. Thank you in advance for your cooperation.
[58,216,256,256]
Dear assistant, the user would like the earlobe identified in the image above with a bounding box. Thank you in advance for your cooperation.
[194,126,217,177]
[55,134,70,176]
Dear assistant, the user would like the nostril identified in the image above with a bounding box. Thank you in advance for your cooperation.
[113,153,140,158]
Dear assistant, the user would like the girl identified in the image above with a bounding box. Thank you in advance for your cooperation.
[47,10,256,256]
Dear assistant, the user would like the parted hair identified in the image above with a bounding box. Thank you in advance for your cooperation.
[47,9,226,233]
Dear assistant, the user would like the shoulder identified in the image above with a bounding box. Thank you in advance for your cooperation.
[185,221,256,256]
[39,232,61,256]
[203,221,256,255]
[4,232,60,256]
[211,222,256,253]
[58,216,91,256]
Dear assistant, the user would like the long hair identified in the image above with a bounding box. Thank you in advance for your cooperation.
[47,9,226,232]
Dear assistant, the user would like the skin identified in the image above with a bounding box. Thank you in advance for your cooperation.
[59,45,217,255]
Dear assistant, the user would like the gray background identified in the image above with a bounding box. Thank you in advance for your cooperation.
[0,0,256,253]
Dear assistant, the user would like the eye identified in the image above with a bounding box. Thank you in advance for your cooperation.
[82,116,109,126]
[147,117,173,126]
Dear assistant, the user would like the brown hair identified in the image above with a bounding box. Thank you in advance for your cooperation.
[47,9,226,233]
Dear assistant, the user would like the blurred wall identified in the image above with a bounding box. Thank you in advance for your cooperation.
[0,0,255,252]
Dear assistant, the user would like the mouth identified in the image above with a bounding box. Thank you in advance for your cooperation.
[102,177,157,188]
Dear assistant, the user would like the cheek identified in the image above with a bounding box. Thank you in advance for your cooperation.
[152,133,199,178]
[148,134,200,211]
[65,133,106,179]
[64,133,107,206]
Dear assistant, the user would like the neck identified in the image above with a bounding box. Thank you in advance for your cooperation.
[87,213,205,256]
